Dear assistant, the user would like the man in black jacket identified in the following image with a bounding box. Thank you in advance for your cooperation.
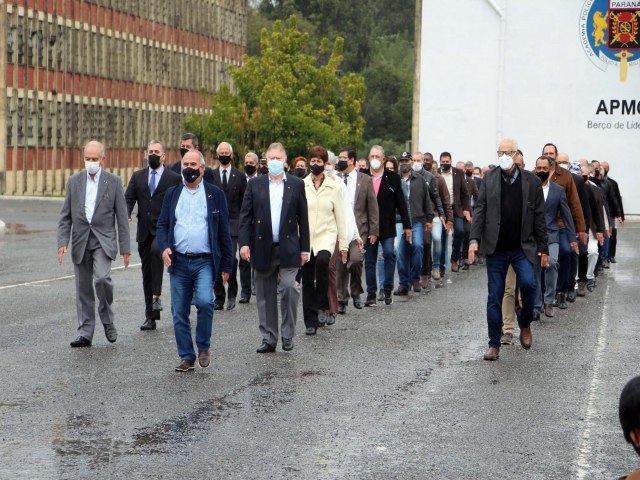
[125,140,182,330]
[601,161,624,262]
[364,145,411,306]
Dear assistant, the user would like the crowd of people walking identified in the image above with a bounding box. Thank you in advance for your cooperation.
[56,134,625,370]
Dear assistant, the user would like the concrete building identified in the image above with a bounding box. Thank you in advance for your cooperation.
[0,0,247,195]
[414,0,640,213]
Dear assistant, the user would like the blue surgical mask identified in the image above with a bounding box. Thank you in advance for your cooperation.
[268,160,284,176]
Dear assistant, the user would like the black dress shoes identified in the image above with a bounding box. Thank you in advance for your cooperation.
[104,323,117,343]
[364,294,377,307]
[337,302,347,315]
[70,336,91,347]
[256,341,276,353]
[226,299,236,311]
[238,295,250,304]
[305,327,317,335]
[140,319,156,331]
[282,338,294,351]
[352,295,363,309]
[214,303,224,311]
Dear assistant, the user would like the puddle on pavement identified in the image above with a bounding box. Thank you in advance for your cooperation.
[1,223,42,235]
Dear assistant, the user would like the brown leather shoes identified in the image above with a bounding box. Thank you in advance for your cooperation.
[544,304,554,318]
[198,350,211,368]
[483,347,499,361]
[175,359,195,372]
[500,333,513,345]
[519,327,532,349]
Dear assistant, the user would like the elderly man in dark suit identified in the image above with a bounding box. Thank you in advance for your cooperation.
[156,150,234,372]
[239,142,310,353]
[469,139,548,361]
[208,141,247,311]
[125,140,181,331]
[363,145,411,306]
[57,140,131,347]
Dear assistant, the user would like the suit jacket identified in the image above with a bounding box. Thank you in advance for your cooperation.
[545,181,576,244]
[441,167,471,218]
[304,175,348,254]
[402,172,434,224]
[572,173,591,234]
[238,173,310,271]
[601,177,621,219]
[57,170,131,264]
[551,167,586,234]
[419,170,445,217]
[156,181,233,275]
[585,181,606,235]
[208,166,247,237]
[470,167,548,264]
[124,166,182,242]
[375,169,411,239]
[464,175,479,209]
[607,176,624,221]
[346,170,379,239]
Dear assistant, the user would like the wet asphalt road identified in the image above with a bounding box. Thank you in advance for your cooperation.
[0,197,639,480]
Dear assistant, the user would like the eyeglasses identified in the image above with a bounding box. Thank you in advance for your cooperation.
[497,150,517,156]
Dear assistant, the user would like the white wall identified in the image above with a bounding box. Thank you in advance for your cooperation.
[418,0,640,213]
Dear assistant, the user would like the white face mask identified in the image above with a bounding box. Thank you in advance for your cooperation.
[85,161,101,175]
[558,163,569,170]
[497,154,513,171]
[412,162,423,172]
[324,166,335,177]
[370,159,382,170]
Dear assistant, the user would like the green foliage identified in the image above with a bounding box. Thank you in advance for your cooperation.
[184,16,365,159]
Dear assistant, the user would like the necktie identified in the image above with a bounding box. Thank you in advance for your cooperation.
[343,174,348,186]
[222,169,228,191]
[149,170,157,195]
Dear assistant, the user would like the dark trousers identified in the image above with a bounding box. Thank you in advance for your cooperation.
[214,237,238,305]
[556,229,571,293]
[461,218,471,261]
[302,250,331,328]
[138,235,164,320]
[485,249,536,349]
[450,216,465,263]
[422,230,432,276]
[239,256,253,298]
[609,226,618,259]
[577,244,589,284]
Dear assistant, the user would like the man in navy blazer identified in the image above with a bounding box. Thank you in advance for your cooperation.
[534,156,577,318]
[157,150,233,372]
[239,142,310,353]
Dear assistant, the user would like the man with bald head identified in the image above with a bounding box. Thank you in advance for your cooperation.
[209,141,247,311]
[57,141,131,347]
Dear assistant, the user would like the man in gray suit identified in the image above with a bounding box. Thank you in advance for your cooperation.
[469,138,548,361]
[57,141,131,347]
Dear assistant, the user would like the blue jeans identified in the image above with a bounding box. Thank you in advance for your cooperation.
[431,218,443,271]
[366,236,396,295]
[450,216,465,263]
[398,222,425,288]
[169,255,215,362]
[485,249,536,349]
[535,243,559,309]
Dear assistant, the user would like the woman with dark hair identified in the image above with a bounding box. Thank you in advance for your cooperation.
[302,146,348,335]
[376,156,399,299]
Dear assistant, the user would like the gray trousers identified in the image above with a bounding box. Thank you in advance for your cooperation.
[254,245,300,347]
[336,239,364,303]
[74,233,115,340]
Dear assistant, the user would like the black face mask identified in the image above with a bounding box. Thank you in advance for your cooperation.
[400,164,412,174]
[244,164,256,176]
[536,171,550,183]
[582,174,588,182]
[259,166,269,175]
[180,147,190,158]
[441,163,451,172]
[148,154,161,170]
[589,176,601,186]
[310,164,325,176]
[336,160,349,172]
[219,155,232,166]
[182,167,201,184]
[295,167,307,178]
[465,170,473,177]
[424,162,432,171]
[359,167,368,173]
[603,169,608,176]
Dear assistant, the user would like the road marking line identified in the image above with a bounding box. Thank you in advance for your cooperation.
[574,282,610,479]
[0,263,141,290]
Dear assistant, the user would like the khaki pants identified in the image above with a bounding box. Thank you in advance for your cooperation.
[502,265,522,334]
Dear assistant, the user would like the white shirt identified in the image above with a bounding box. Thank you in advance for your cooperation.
[85,168,102,224]
[542,182,550,201]
[269,175,286,242]
[442,170,454,205]
[219,165,232,183]
[344,168,358,209]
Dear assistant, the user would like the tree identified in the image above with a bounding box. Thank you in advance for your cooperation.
[184,16,365,159]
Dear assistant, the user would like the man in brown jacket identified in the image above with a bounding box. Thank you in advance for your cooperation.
[336,147,379,313]
[542,144,586,308]
[427,152,454,283]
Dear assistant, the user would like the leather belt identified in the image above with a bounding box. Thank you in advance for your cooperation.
[179,252,210,259]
